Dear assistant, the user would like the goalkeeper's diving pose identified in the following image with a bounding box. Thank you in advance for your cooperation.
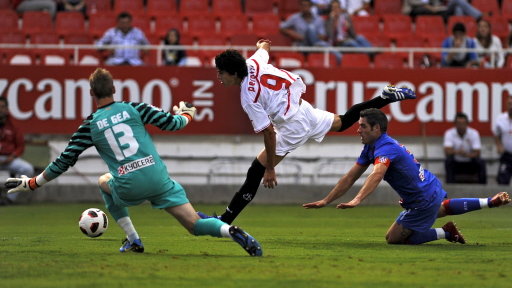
[5,68,262,256]
[198,39,416,224]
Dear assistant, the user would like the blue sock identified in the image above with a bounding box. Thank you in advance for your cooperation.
[100,190,128,221]
[407,229,439,244]
[442,198,485,215]
[193,218,224,237]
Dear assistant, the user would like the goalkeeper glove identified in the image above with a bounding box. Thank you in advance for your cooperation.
[172,101,196,123]
[5,175,39,194]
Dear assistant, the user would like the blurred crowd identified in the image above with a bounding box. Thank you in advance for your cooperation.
[0,0,511,68]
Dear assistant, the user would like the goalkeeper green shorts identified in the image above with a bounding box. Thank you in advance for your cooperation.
[108,176,190,209]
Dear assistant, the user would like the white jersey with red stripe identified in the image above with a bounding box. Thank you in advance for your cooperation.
[240,48,306,133]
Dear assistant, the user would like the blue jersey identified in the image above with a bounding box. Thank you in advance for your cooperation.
[357,133,444,209]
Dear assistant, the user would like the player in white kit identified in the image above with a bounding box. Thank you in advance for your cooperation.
[201,39,416,224]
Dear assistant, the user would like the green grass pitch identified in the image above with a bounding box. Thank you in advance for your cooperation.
[0,203,510,288]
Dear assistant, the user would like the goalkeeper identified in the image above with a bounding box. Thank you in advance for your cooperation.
[5,68,262,256]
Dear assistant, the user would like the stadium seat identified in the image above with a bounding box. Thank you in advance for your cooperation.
[153,15,184,39]
[365,34,391,48]
[382,14,413,40]
[64,33,94,45]
[352,15,381,38]
[0,0,11,9]
[278,0,301,20]
[414,16,446,40]
[131,13,151,35]
[245,1,276,15]
[251,14,281,38]
[0,10,19,33]
[486,16,510,40]
[212,0,243,17]
[447,16,477,37]
[394,34,426,66]
[196,35,228,67]
[502,0,512,21]
[146,0,178,18]
[85,0,112,16]
[39,51,72,66]
[471,0,500,17]
[229,34,259,46]
[55,12,86,37]
[273,51,305,68]
[266,33,292,46]
[29,32,62,61]
[374,53,405,69]
[340,53,370,68]
[219,15,249,37]
[186,14,218,38]
[113,0,144,14]
[374,0,402,15]
[22,11,54,35]
[88,11,116,38]
[0,31,26,44]
[179,0,209,14]
[3,50,34,65]
[306,52,338,68]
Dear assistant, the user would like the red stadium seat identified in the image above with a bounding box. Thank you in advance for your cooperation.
[113,0,144,14]
[212,0,243,17]
[472,0,500,17]
[502,0,512,20]
[219,15,249,37]
[340,53,370,68]
[245,1,275,15]
[85,0,112,16]
[448,16,477,37]
[486,16,510,40]
[374,53,405,69]
[352,15,381,38]
[414,16,446,40]
[3,50,34,65]
[267,33,292,46]
[365,34,392,48]
[0,10,19,33]
[186,14,218,38]
[88,11,116,38]
[229,34,259,46]
[0,0,12,9]
[273,51,305,68]
[153,15,184,39]
[179,0,209,14]
[22,11,53,35]
[40,51,72,66]
[278,0,301,19]
[146,0,178,18]
[0,31,26,44]
[55,12,86,37]
[131,13,151,35]
[382,15,413,40]
[251,14,281,38]
[374,0,402,15]
[64,33,94,44]
[307,52,338,68]
[394,34,426,66]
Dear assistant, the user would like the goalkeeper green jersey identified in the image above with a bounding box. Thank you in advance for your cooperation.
[44,101,188,193]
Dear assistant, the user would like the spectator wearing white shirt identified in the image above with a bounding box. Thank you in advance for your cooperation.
[444,112,487,184]
[474,19,505,68]
[340,0,371,16]
[96,12,149,66]
[493,95,512,185]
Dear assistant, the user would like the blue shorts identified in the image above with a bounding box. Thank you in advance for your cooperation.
[395,189,447,232]
[108,177,189,209]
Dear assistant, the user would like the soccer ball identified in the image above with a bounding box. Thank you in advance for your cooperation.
[78,208,108,238]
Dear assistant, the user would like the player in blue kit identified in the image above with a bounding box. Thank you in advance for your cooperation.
[304,108,510,244]
[5,68,262,256]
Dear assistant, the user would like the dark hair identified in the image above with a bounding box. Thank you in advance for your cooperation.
[0,97,7,106]
[360,108,388,132]
[89,68,114,99]
[454,112,469,122]
[164,28,180,45]
[117,12,132,21]
[215,49,248,79]
[476,19,492,48]
[452,22,466,34]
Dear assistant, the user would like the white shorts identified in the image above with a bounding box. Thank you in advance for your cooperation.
[275,100,334,156]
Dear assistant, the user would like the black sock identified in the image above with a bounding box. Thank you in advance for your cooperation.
[338,97,391,132]
[221,158,266,224]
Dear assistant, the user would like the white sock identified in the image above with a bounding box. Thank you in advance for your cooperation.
[220,224,232,239]
[435,228,446,240]
[117,216,139,242]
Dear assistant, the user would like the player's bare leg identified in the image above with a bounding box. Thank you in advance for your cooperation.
[385,221,413,244]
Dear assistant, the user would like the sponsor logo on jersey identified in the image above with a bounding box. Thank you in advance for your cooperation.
[374,156,390,166]
[118,155,155,175]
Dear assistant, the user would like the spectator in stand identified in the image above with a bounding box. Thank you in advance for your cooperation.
[0,97,34,205]
[280,0,331,48]
[311,0,332,15]
[493,95,512,185]
[402,0,482,21]
[96,12,150,66]
[443,112,487,184]
[474,19,505,68]
[162,29,187,66]
[441,22,479,68]
[325,1,372,49]
[340,0,371,16]
[14,0,57,18]
[56,0,86,17]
